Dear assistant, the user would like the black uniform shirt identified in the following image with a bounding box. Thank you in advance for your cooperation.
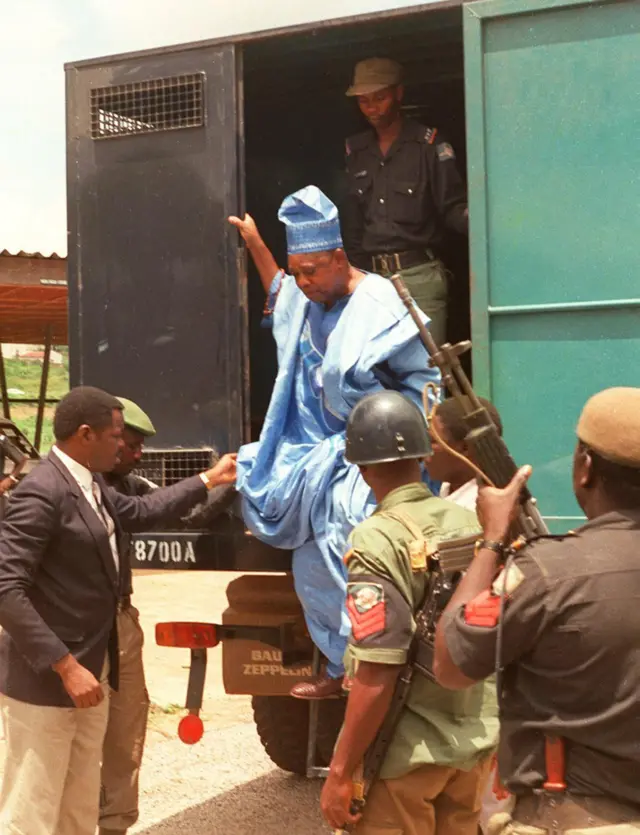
[343,118,468,268]
[442,510,640,805]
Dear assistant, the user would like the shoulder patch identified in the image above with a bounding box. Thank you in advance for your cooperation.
[424,127,438,145]
[436,142,455,161]
[347,582,386,640]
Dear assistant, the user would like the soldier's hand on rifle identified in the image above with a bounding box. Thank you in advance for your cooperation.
[228,213,261,249]
[321,770,362,830]
[477,465,532,542]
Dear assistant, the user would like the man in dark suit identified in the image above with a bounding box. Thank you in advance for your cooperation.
[0,386,236,835]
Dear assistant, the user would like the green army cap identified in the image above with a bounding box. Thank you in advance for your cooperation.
[116,397,156,437]
[346,58,403,97]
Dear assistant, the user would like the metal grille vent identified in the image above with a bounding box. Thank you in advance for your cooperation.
[90,73,205,139]
[135,448,216,487]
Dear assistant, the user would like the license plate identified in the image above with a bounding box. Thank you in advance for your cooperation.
[130,531,292,572]
[132,533,200,568]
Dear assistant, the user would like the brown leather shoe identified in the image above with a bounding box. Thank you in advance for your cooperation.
[290,675,344,700]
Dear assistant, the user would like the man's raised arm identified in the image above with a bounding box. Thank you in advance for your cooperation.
[228,213,281,293]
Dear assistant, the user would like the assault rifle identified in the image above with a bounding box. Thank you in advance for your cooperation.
[0,433,27,468]
[390,274,548,540]
[336,276,548,833]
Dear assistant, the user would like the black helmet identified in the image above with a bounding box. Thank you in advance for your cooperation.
[345,391,431,465]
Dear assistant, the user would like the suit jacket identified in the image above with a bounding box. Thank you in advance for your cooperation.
[0,452,206,707]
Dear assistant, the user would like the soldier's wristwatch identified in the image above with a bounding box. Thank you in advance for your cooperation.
[474,538,505,559]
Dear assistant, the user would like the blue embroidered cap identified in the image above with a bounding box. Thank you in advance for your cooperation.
[278,185,344,255]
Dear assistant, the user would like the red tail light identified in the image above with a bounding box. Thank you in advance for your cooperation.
[178,713,204,745]
[155,622,219,648]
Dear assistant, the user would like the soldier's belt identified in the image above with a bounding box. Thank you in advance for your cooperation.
[514,793,640,829]
[372,249,435,274]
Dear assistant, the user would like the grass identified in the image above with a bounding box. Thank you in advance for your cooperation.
[3,351,69,452]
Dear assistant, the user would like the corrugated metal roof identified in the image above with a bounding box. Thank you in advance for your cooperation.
[0,249,64,261]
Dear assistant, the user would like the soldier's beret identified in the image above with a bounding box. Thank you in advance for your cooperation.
[576,387,640,468]
[116,397,156,438]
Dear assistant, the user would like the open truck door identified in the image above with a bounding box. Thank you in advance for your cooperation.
[464,0,640,533]
[66,45,246,451]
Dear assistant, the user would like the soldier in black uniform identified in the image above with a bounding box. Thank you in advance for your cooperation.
[343,58,468,346]
[434,386,640,835]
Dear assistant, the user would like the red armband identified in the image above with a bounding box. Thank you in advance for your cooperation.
[464,590,502,628]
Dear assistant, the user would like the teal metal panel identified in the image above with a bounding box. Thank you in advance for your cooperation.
[464,0,640,531]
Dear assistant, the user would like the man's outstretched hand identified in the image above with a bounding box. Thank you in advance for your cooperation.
[203,453,237,488]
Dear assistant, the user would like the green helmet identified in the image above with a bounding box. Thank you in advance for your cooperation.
[345,391,431,465]
[116,397,156,437]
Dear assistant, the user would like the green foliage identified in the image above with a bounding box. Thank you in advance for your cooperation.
[3,352,69,451]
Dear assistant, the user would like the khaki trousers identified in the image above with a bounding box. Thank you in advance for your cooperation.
[0,678,109,835]
[355,755,493,835]
[487,811,640,835]
[379,260,449,347]
[99,605,150,834]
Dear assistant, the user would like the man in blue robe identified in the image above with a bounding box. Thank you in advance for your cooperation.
[229,186,440,698]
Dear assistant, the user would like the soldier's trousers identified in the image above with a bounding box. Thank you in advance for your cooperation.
[354,754,493,835]
[380,259,449,348]
[99,605,150,834]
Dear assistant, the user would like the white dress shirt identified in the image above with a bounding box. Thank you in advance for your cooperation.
[439,479,479,512]
[52,446,119,574]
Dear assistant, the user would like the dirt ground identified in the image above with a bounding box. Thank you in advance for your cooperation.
[133,569,330,833]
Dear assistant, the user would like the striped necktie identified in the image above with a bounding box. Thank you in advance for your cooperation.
[91,479,116,541]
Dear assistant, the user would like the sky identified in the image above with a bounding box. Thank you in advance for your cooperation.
[1,0,427,257]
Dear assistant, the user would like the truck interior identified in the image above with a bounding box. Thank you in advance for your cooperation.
[242,5,468,437]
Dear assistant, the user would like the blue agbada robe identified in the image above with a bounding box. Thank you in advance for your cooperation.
[236,271,440,677]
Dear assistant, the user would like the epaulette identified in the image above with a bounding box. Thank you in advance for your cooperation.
[521,530,578,547]
[423,127,438,145]
[503,530,579,566]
